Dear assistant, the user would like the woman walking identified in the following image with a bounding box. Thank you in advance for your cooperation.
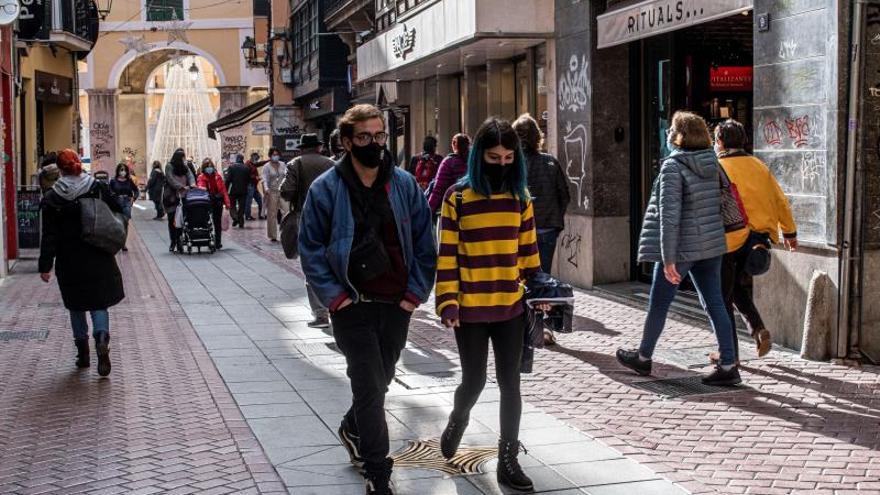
[427,133,470,216]
[164,149,195,253]
[435,118,544,492]
[196,158,230,249]
[110,162,138,252]
[39,149,124,377]
[616,111,740,386]
[146,161,166,220]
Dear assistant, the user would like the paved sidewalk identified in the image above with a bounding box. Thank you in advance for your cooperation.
[0,224,285,494]
[134,207,690,494]
[225,215,880,495]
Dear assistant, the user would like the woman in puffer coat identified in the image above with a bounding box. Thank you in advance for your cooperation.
[616,111,739,386]
[427,133,470,215]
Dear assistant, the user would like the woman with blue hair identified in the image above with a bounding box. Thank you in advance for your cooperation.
[435,117,547,492]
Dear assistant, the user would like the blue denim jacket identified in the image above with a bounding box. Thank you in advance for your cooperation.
[298,162,437,310]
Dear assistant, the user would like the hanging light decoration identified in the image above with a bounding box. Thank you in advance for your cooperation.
[188,61,200,82]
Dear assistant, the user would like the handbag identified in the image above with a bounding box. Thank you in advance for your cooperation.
[80,197,126,254]
[280,211,299,259]
[174,205,184,229]
[719,166,748,232]
[221,209,231,232]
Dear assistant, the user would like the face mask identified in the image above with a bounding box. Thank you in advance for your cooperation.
[483,162,510,192]
[119,172,127,178]
[713,142,722,155]
[205,167,215,174]
[666,131,678,151]
[271,155,281,162]
[350,143,385,169]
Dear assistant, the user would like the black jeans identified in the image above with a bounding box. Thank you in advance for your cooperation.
[211,199,224,246]
[722,244,767,361]
[537,229,561,274]
[230,194,246,226]
[452,316,524,441]
[167,211,181,247]
[332,302,411,471]
[152,199,164,218]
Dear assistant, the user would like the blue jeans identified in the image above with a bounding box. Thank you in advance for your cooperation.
[70,310,110,340]
[537,229,561,273]
[638,257,736,365]
[245,184,263,218]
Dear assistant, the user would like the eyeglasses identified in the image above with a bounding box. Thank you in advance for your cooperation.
[352,132,388,146]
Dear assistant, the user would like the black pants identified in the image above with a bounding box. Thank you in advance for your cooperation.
[230,194,246,226]
[332,302,411,471]
[152,199,164,218]
[453,316,524,442]
[722,244,767,360]
[167,211,181,248]
[211,199,224,247]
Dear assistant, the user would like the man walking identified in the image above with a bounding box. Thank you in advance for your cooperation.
[299,105,436,494]
[225,154,251,228]
[245,152,266,220]
[714,119,798,359]
[280,134,335,328]
[262,147,287,242]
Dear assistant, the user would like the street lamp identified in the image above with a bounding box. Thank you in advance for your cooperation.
[95,0,113,21]
[241,36,258,66]
[188,61,199,81]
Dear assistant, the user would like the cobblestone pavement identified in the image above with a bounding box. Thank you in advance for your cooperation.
[227,217,880,495]
[0,223,286,494]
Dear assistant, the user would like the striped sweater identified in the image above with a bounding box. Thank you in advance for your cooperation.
[435,187,541,324]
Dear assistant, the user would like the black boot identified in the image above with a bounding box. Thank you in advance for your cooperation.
[94,332,111,377]
[74,339,90,368]
[616,348,652,376]
[497,440,533,492]
[363,458,393,495]
[440,415,468,459]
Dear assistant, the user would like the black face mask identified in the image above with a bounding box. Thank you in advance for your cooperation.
[483,162,510,192]
[350,143,385,169]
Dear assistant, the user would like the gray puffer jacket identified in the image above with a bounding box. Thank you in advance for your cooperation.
[637,149,726,265]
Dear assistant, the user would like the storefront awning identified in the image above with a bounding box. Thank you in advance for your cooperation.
[597,0,752,49]
[207,97,271,140]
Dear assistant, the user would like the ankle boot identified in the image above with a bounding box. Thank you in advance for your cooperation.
[440,415,468,459]
[94,332,111,377]
[74,339,90,368]
[497,440,533,492]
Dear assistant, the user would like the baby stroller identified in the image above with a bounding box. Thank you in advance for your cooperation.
[181,188,216,254]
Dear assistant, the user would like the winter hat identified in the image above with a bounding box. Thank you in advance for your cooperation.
[56,149,83,176]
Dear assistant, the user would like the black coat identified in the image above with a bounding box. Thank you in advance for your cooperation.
[39,181,126,312]
[525,152,571,230]
[225,163,251,197]
[146,169,166,199]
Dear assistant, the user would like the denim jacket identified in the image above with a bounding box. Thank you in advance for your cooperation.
[298,160,437,311]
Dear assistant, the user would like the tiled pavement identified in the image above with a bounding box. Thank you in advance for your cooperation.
[223,212,880,495]
[0,218,286,494]
[134,206,688,495]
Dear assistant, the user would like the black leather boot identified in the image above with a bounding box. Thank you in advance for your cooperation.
[94,332,111,377]
[440,415,468,459]
[497,440,533,492]
[363,458,393,495]
[74,339,90,368]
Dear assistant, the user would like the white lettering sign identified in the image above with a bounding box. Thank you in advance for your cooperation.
[597,0,752,49]
[391,24,416,59]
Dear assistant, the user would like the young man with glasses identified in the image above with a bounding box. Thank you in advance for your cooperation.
[298,104,436,495]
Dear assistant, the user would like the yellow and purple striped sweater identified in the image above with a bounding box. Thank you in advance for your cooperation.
[435,187,541,324]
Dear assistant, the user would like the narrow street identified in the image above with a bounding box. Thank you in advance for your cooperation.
[1,203,878,495]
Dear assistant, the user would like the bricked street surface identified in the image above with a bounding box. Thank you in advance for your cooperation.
[227,219,880,495]
[0,227,286,495]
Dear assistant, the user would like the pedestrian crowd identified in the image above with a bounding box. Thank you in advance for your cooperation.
[34,102,796,495]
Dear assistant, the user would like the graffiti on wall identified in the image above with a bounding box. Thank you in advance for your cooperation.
[558,54,589,113]
[91,121,114,165]
[221,133,247,158]
[560,222,582,269]
[563,121,589,210]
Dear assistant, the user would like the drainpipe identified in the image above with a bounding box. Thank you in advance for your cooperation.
[837,0,867,360]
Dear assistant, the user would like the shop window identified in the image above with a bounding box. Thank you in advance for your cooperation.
[146,0,184,21]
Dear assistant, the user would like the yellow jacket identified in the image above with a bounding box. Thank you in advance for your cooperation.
[720,154,797,253]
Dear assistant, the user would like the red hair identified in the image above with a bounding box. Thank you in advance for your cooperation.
[56,149,83,175]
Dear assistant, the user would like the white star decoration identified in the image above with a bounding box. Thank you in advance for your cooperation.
[163,11,193,46]
[119,34,152,54]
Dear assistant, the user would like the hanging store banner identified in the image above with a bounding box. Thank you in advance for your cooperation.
[710,66,753,92]
[17,0,48,40]
[597,0,753,49]
[34,71,73,105]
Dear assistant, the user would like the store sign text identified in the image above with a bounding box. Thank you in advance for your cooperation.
[392,24,416,59]
[710,66,753,92]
